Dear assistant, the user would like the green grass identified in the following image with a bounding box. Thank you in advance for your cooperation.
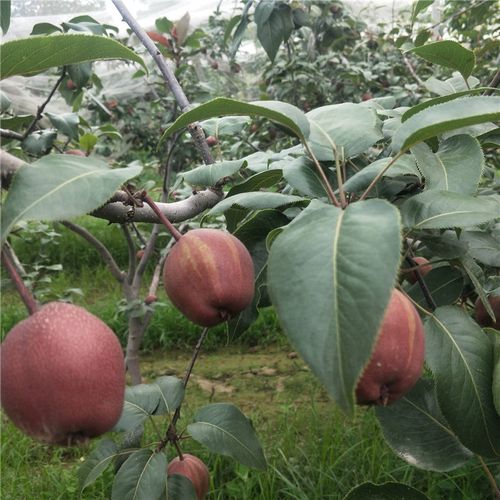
[1,347,495,499]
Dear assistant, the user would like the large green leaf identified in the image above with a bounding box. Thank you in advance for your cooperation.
[375,378,473,471]
[305,103,383,161]
[46,112,80,141]
[411,135,483,195]
[267,199,402,414]
[425,74,480,97]
[344,481,430,500]
[1,155,142,242]
[425,306,500,458]
[461,231,500,267]
[0,34,145,80]
[391,96,500,152]
[400,191,500,230]
[208,192,307,216]
[405,266,464,308]
[407,41,475,80]
[78,439,120,493]
[112,449,167,500]
[113,384,162,432]
[181,159,247,187]
[228,170,283,197]
[187,403,267,470]
[163,475,197,500]
[160,98,309,146]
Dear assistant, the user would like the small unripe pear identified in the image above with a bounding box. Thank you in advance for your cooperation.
[167,454,209,500]
[0,302,125,445]
[64,149,86,156]
[356,289,425,405]
[474,294,500,330]
[163,229,254,327]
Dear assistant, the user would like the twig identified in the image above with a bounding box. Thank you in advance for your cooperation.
[359,152,404,201]
[0,129,24,141]
[403,55,424,86]
[428,0,490,31]
[1,244,39,315]
[121,223,137,285]
[23,68,67,139]
[60,220,126,283]
[478,456,500,499]
[111,0,213,166]
[484,68,500,96]
[143,195,182,241]
[405,255,436,311]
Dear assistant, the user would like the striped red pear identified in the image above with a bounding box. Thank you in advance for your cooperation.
[163,229,255,327]
[167,453,209,500]
[355,289,425,405]
[0,302,125,445]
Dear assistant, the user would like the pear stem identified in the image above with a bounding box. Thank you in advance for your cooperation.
[143,195,182,241]
[1,244,39,315]
[405,255,436,311]
[478,456,500,499]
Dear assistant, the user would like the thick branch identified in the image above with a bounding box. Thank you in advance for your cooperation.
[0,150,26,189]
[60,221,126,283]
[92,188,223,224]
[111,0,213,165]
[0,129,24,141]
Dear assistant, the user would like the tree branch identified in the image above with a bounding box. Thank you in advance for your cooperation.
[59,220,126,283]
[121,223,137,285]
[0,129,24,141]
[111,0,213,166]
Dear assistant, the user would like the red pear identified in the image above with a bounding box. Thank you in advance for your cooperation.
[163,229,254,327]
[64,149,86,156]
[474,294,500,330]
[0,302,125,445]
[356,289,425,405]
[402,256,432,284]
[167,454,209,500]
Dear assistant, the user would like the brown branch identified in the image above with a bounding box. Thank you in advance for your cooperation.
[484,69,500,96]
[1,244,39,315]
[0,129,24,141]
[59,220,126,283]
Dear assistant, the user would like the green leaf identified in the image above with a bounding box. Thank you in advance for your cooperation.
[21,130,57,155]
[1,0,10,35]
[407,41,475,80]
[78,439,119,493]
[181,159,247,187]
[160,97,309,146]
[228,170,283,197]
[411,135,483,195]
[201,116,250,136]
[0,34,146,80]
[306,103,383,161]
[113,384,161,432]
[79,133,98,151]
[152,376,185,415]
[208,192,308,216]
[282,157,328,198]
[254,0,293,62]
[344,481,430,499]
[343,155,418,194]
[1,155,142,242]
[460,231,500,267]
[425,306,500,458]
[400,191,500,230]
[112,449,167,500]
[30,22,62,35]
[0,90,10,113]
[164,475,197,500]
[402,88,492,122]
[391,96,500,152]
[155,17,173,33]
[267,199,402,414]
[405,266,464,308]
[375,378,473,471]
[0,114,32,130]
[411,0,434,25]
[46,112,80,141]
[425,73,480,97]
[188,403,267,470]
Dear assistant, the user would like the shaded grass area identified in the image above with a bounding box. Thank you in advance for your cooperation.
[1,347,494,499]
